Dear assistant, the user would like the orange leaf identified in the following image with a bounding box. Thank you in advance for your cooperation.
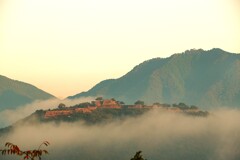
[43,150,49,154]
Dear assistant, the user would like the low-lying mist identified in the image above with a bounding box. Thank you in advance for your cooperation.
[0,97,94,128]
[1,109,240,160]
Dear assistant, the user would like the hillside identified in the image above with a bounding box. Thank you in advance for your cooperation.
[41,98,208,123]
[0,75,55,111]
[68,48,240,108]
[0,98,208,137]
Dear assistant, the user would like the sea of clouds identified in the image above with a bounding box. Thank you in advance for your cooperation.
[0,99,240,160]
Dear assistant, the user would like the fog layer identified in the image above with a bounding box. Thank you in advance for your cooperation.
[1,109,240,160]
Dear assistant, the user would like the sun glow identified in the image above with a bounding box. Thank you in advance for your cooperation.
[0,0,239,98]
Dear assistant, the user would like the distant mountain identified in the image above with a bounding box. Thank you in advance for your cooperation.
[68,48,240,108]
[0,75,55,111]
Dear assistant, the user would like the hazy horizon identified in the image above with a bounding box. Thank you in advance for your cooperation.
[1,0,240,98]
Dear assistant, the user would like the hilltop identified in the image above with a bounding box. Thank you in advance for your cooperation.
[1,97,208,128]
[68,48,240,108]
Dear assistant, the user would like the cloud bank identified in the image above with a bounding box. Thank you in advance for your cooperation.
[1,109,240,160]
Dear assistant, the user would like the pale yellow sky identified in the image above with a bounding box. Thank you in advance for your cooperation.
[0,0,240,98]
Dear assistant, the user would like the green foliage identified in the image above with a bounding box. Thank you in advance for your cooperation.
[95,97,103,101]
[118,101,125,105]
[177,103,189,110]
[134,100,144,105]
[58,103,66,109]
[190,105,198,110]
[71,102,92,108]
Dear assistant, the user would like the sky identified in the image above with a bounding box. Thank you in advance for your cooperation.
[0,0,240,98]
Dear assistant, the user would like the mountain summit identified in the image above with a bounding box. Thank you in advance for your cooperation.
[0,75,55,111]
[68,48,240,108]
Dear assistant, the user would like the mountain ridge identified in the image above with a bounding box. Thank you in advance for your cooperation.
[68,48,240,108]
[0,75,55,111]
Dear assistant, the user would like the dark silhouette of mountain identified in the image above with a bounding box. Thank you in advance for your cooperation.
[68,48,240,108]
[0,75,55,111]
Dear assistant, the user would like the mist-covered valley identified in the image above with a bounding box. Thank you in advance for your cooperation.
[1,106,240,160]
[0,49,239,160]
[1,0,240,159]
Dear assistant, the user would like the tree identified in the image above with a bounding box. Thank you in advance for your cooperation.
[178,102,189,110]
[0,141,50,160]
[111,98,116,101]
[58,103,66,109]
[190,105,198,110]
[130,151,147,160]
[118,101,125,105]
[161,103,171,108]
[134,100,144,105]
[95,97,103,101]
